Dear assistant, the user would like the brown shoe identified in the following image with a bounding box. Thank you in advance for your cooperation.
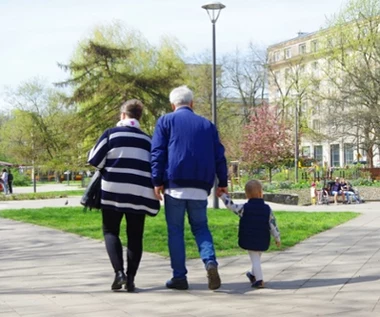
[206,262,221,290]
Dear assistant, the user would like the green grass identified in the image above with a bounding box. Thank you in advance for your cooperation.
[0,190,85,201]
[0,207,358,258]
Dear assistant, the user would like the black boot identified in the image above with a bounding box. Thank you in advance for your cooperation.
[125,275,135,292]
[111,271,127,291]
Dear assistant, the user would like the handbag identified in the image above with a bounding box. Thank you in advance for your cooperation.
[80,170,103,210]
[81,129,110,211]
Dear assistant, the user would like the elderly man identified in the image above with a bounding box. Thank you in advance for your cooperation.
[151,85,228,290]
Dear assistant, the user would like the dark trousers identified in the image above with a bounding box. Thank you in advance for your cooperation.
[8,181,12,194]
[102,209,146,278]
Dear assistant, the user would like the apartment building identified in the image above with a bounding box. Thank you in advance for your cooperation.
[267,30,374,168]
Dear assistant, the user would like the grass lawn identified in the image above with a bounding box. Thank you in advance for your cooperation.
[0,207,358,258]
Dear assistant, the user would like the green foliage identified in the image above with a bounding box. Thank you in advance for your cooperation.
[12,170,30,186]
[1,79,83,171]
[350,178,374,186]
[0,207,358,258]
[58,22,186,145]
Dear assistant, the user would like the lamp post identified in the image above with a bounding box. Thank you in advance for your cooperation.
[294,95,299,183]
[202,2,225,209]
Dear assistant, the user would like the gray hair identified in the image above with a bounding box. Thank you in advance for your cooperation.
[169,86,193,107]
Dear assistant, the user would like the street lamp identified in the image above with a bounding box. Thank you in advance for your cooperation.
[202,2,226,209]
[294,94,299,183]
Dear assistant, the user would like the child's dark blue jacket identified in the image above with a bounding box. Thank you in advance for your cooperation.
[239,198,271,251]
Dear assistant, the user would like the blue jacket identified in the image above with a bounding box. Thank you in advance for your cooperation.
[239,199,271,251]
[151,107,228,194]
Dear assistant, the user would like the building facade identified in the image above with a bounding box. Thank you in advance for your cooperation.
[267,30,376,168]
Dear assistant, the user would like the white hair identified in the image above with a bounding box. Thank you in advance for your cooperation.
[169,86,193,107]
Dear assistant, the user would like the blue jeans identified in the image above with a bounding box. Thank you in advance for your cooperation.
[164,194,217,279]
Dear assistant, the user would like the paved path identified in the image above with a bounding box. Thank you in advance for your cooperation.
[1,190,380,316]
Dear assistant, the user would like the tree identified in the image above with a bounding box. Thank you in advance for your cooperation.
[222,45,267,124]
[241,105,293,182]
[319,0,380,167]
[57,22,186,146]
[1,79,83,179]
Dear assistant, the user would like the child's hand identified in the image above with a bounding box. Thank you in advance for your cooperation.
[276,241,281,248]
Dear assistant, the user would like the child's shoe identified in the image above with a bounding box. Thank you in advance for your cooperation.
[246,272,256,284]
[251,280,264,289]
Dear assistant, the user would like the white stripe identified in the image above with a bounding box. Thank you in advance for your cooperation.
[110,131,151,143]
[101,199,159,215]
[104,167,151,178]
[102,180,157,200]
[88,138,108,162]
[107,147,150,162]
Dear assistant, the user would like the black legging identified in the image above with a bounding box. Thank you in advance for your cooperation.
[102,209,146,278]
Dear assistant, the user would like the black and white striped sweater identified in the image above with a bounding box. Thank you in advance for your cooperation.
[88,122,160,216]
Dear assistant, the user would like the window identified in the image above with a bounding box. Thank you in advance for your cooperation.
[344,144,354,165]
[285,68,290,82]
[274,51,280,62]
[300,101,307,114]
[274,71,281,81]
[312,62,319,77]
[285,48,292,59]
[299,44,306,54]
[312,119,320,132]
[311,40,318,52]
[302,146,310,157]
[314,145,323,164]
[330,144,340,167]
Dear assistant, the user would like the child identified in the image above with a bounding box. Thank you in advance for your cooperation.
[220,180,281,288]
[310,182,317,205]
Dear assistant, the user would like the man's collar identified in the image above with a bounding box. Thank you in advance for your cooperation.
[175,106,193,112]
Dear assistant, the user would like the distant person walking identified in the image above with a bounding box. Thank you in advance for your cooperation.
[151,85,228,290]
[88,99,160,292]
[1,169,9,195]
[7,169,13,194]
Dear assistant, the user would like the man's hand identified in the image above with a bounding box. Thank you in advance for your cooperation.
[276,240,281,248]
[154,186,164,201]
[216,187,228,197]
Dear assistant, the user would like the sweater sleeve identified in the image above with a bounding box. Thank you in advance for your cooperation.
[87,129,110,169]
[269,208,281,242]
[213,125,228,187]
[220,193,244,217]
[151,117,168,187]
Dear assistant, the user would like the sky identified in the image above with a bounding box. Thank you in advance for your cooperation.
[0,0,347,107]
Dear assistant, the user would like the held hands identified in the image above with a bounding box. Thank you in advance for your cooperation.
[154,186,164,201]
[216,187,228,197]
[276,240,281,248]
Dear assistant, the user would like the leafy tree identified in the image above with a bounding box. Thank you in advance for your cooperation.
[1,79,82,178]
[57,22,186,146]
[241,105,293,182]
[318,0,380,166]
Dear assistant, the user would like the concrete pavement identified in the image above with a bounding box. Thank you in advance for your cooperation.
[1,188,380,316]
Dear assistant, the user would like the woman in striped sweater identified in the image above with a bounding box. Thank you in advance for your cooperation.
[88,99,160,292]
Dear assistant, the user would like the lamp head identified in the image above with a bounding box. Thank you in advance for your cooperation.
[202,2,226,23]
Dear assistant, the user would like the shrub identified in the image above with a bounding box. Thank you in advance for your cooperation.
[12,171,31,186]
